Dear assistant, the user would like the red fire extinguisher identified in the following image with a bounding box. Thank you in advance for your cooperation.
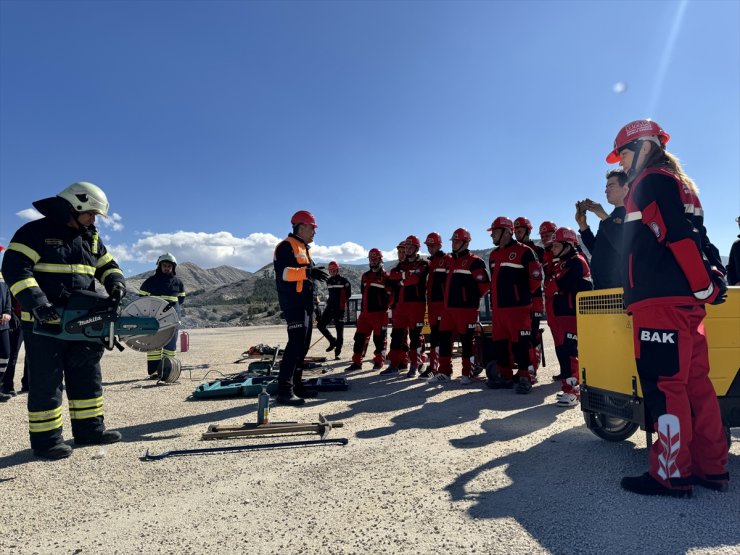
[180,331,190,353]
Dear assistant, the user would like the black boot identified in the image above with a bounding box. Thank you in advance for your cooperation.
[293,371,318,399]
[0,391,11,402]
[275,381,306,406]
[620,472,692,498]
[325,338,337,353]
[33,443,73,460]
[74,430,122,446]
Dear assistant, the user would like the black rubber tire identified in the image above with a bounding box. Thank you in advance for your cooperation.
[585,412,640,442]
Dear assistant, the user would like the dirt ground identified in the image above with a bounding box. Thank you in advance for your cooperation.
[1,324,738,555]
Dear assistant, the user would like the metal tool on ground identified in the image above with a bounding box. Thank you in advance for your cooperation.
[202,413,344,440]
[33,289,178,351]
[141,437,349,461]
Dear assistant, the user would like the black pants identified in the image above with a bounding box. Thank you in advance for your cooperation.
[278,307,313,387]
[23,324,106,449]
[1,325,26,391]
[316,307,344,351]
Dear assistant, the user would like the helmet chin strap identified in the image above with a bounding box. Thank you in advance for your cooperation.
[453,242,468,254]
[626,140,648,181]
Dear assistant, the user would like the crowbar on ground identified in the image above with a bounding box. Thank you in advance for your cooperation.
[141,437,349,461]
[202,414,343,440]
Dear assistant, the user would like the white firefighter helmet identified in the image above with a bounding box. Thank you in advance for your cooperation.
[58,182,110,216]
[156,253,178,267]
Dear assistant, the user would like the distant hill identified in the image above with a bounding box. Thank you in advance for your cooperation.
[126,262,252,293]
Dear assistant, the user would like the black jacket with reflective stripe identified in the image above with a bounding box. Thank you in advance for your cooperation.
[140,271,186,310]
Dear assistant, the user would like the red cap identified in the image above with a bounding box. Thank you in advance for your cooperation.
[291,210,318,228]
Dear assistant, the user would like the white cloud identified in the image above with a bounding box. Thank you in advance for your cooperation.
[99,212,124,232]
[107,231,388,271]
[17,208,43,221]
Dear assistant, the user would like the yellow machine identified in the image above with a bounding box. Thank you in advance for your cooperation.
[577,287,740,443]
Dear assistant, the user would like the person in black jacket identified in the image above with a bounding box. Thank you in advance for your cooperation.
[607,119,728,497]
[728,217,740,285]
[273,210,328,405]
[139,253,186,379]
[1,182,126,459]
[575,169,628,289]
[0,267,12,402]
[316,261,351,359]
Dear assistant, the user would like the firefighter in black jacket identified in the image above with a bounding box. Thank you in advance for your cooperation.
[0,182,126,459]
[606,119,728,497]
[316,261,351,359]
[273,210,328,405]
[139,253,186,378]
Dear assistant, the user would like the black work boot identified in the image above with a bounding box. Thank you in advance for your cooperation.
[75,430,122,446]
[33,443,73,460]
[293,371,318,399]
[620,472,692,498]
[0,391,11,402]
[275,382,306,406]
[325,339,337,353]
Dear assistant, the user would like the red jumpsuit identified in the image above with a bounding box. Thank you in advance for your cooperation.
[350,267,392,368]
[523,239,545,370]
[387,256,429,369]
[426,250,450,372]
[438,249,490,377]
[622,166,728,492]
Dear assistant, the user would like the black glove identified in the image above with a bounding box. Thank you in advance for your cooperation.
[709,268,728,305]
[32,303,59,323]
[310,266,329,282]
[109,283,127,303]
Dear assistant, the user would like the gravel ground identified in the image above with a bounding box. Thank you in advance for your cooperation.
[1,324,738,555]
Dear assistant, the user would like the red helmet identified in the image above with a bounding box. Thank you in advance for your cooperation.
[487,216,514,233]
[424,232,442,247]
[368,248,383,261]
[538,221,557,235]
[606,119,670,163]
[396,241,405,249]
[291,210,318,228]
[554,227,579,245]
[450,227,472,243]
[514,217,532,231]
[328,261,340,271]
[405,235,421,249]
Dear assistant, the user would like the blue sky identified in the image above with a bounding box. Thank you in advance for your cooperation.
[1,0,738,276]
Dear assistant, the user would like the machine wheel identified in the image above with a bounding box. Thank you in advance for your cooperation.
[585,412,639,442]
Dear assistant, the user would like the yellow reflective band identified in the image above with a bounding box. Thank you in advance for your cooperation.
[139,291,151,296]
[163,349,176,357]
[69,407,104,420]
[10,277,40,296]
[147,352,163,360]
[179,293,186,297]
[101,268,124,282]
[96,252,113,268]
[29,406,63,421]
[21,311,33,322]
[68,397,103,409]
[8,242,41,263]
[157,295,179,302]
[29,417,63,433]
[33,263,95,275]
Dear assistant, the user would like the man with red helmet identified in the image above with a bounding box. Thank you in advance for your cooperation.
[429,228,490,384]
[514,217,545,373]
[390,240,410,370]
[273,210,329,406]
[423,232,449,377]
[607,120,728,497]
[539,220,562,378]
[345,248,393,372]
[486,217,542,394]
[385,235,429,377]
[316,261,352,359]
[549,227,593,407]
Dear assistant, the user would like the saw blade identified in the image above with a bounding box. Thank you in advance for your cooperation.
[120,297,179,352]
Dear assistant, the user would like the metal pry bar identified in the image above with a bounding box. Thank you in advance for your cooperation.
[142,437,348,461]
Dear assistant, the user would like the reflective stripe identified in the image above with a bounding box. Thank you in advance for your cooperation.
[96,252,114,268]
[500,262,524,269]
[694,207,704,217]
[453,269,472,274]
[29,406,64,432]
[163,349,176,357]
[327,284,345,289]
[369,283,386,289]
[139,291,151,296]
[8,242,41,263]
[21,311,33,322]
[69,397,103,420]
[34,263,95,275]
[433,268,448,273]
[683,203,694,215]
[147,294,179,302]
[147,351,163,360]
[625,211,642,222]
[101,268,124,282]
[10,277,40,296]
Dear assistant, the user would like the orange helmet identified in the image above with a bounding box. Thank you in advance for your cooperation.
[424,232,443,247]
[554,227,579,245]
[450,227,472,243]
[487,216,514,233]
[290,210,318,228]
[514,217,532,231]
[328,261,340,272]
[606,119,670,163]
[538,221,557,235]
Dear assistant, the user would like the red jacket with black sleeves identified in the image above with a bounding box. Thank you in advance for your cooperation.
[427,251,450,305]
[552,250,593,317]
[622,167,717,310]
[444,249,490,309]
[360,267,392,313]
[388,256,429,304]
[488,241,542,309]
